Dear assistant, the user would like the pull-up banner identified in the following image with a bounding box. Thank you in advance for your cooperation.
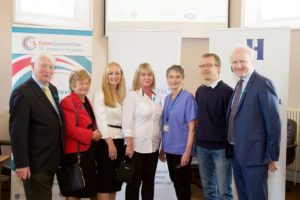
[11,26,92,200]
[12,26,92,99]
[108,30,182,200]
[209,27,290,200]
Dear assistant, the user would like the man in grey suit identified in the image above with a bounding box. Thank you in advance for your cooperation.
[9,53,64,200]
[227,46,281,200]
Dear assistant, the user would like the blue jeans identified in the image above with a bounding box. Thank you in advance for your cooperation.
[196,146,233,200]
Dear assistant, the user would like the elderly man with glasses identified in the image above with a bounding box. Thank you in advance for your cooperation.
[9,52,65,200]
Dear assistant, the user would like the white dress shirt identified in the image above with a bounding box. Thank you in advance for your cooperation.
[122,89,162,153]
[92,91,124,139]
[32,75,60,116]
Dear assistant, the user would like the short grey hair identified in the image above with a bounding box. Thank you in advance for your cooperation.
[230,45,255,61]
[31,52,56,66]
[166,65,184,78]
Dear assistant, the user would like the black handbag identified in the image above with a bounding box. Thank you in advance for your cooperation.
[116,156,135,183]
[56,161,85,196]
[56,99,85,196]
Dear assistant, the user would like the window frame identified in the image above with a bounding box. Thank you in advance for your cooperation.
[13,0,93,30]
[242,0,300,28]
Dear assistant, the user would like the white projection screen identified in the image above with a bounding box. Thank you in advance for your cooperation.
[105,0,229,38]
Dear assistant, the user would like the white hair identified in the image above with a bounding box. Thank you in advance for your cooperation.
[31,52,56,65]
[230,45,255,61]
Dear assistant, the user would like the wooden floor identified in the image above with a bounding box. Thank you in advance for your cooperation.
[191,181,300,200]
[286,181,300,200]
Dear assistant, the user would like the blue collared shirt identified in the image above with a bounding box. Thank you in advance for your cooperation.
[231,68,254,104]
[241,68,254,94]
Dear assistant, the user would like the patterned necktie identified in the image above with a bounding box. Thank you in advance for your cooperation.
[227,79,244,144]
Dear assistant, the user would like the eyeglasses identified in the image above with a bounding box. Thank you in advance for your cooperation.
[40,64,55,71]
[198,64,218,69]
[231,60,248,66]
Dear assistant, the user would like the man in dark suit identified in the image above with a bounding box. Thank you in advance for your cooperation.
[227,46,281,200]
[9,53,64,200]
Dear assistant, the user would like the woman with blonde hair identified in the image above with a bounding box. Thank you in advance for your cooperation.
[93,62,126,200]
[61,69,101,200]
[122,63,162,200]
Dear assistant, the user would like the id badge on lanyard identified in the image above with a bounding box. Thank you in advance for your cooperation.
[163,124,169,133]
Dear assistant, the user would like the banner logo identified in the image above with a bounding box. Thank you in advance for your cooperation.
[247,39,264,60]
[22,36,37,51]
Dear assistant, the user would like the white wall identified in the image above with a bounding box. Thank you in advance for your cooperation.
[0,0,12,141]
[289,29,300,108]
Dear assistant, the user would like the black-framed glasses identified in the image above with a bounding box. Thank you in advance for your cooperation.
[198,64,218,69]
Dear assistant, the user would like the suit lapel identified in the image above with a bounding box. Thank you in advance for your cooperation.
[28,78,59,116]
[226,89,235,119]
[235,71,257,116]
[49,84,59,106]
[71,92,90,117]
[49,84,64,118]
[70,93,95,128]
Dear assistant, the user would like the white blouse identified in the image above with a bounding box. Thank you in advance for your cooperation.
[92,91,124,139]
[122,89,162,153]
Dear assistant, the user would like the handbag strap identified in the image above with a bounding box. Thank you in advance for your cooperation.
[71,98,81,164]
[123,155,132,163]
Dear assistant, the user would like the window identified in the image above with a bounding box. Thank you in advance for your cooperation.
[13,0,92,30]
[105,0,229,38]
[243,0,300,28]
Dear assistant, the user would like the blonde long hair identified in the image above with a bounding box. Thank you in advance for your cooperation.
[102,62,126,107]
[132,63,155,91]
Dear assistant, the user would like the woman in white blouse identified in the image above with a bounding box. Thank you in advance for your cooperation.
[93,62,126,200]
[122,63,162,200]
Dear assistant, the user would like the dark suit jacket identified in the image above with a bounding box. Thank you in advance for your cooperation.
[61,92,94,154]
[9,78,65,173]
[227,71,281,166]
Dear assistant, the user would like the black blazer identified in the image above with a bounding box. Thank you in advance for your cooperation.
[9,78,65,173]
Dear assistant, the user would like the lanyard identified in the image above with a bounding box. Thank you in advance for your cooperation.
[142,90,156,101]
[165,89,182,122]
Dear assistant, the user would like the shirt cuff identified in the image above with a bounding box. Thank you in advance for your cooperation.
[123,129,134,137]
